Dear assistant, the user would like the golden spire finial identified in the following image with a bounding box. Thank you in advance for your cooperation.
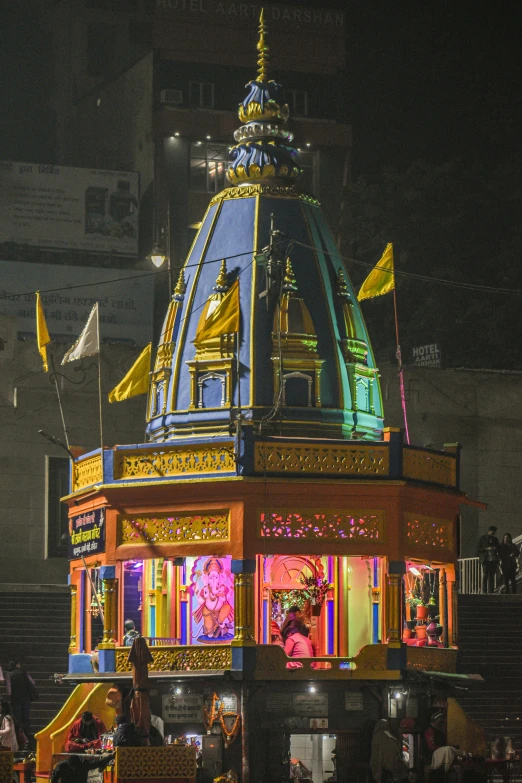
[173,268,186,298]
[257,8,270,82]
[283,257,298,292]
[214,259,228,290]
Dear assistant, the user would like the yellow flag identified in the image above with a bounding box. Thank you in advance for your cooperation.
[357,243,395,301]
[36,291,51,372]
[196,279,240,342]
[108,343,152,403]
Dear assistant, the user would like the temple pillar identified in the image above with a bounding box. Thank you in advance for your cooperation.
[98,566,117,672]
[231,559,256,646]
[385,561,406,648]
[446,566,457,647]
[68,581,77,654]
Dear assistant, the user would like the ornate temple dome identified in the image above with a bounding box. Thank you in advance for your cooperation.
[146,14,383,443]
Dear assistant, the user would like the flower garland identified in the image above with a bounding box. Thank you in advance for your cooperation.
[203,692,222,734]
[219,711,241,748]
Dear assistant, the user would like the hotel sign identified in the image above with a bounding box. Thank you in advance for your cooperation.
[69,508,106,560]
[412,343,442,368]
[156,0,345,28]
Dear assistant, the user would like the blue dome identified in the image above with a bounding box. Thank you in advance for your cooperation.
[146,185,383,442]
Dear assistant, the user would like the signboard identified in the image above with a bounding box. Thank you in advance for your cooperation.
[293,693,328,716]
[156,0,344,29]
[221,694,238,712]
[69,508,106,560]
[0,161,139,256]
[344,692,364,711]
[0,260,154,347]
[412,343,441,368]
[162,694,203,724]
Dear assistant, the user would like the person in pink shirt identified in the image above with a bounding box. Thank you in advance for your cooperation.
[284,621,314,658]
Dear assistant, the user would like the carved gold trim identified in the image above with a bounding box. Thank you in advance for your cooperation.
[120,512,230,545]
[72,454,103,492]
[115,644,232,672]
[254,442,389,476]
[209,184,319,207]
[403,447,457,487]
[113,444,236,480]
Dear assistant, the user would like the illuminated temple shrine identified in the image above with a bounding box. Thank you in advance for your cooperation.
[36,16,483,783]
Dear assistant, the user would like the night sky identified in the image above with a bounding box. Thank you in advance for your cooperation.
[1,0,521,367]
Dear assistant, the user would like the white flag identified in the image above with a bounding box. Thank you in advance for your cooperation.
[61,303,100,364]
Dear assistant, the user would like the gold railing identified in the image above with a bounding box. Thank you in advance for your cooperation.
[254,442,389,477]
[403,448,457,487]
[72,454,103,492]
[115,644,232,673]
[406,646,458,673]
[113,443,236,481]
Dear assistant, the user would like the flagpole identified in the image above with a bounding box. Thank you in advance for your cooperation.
[50,353,71,451]
[392,284,410,445]
[97,305,104,474]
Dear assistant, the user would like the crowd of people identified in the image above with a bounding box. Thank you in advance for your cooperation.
[0,659,37,752]
[478,526,520,593]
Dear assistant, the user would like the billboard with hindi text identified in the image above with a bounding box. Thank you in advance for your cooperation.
[0,161,139,256]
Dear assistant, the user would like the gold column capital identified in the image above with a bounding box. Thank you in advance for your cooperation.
[231,571,256,647]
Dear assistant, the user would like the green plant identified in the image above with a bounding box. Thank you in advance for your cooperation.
[406,596,425,607]
[298,574,332,607]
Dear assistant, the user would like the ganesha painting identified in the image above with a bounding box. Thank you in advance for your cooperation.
[190,556,235,644]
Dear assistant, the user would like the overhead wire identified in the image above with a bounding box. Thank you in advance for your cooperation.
[282,236,522,296]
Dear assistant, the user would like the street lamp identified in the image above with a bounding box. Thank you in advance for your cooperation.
[149,202,172,292]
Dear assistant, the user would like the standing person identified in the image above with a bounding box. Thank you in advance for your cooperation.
[477,525,500,593]
[499,533,520,594]
[123,619,140,647]
[7,660,35,737]
[370,719,408,783]
[0,699,18,752]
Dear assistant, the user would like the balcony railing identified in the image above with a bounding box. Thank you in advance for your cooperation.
[113,643,457,679]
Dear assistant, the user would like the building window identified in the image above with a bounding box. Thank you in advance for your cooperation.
[46,456,70,558]
[285,89,308,116]
[189,81,215,109]
[190,143,228,193]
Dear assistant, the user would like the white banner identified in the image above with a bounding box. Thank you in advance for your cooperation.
[0,260,153,347]
[0,161,139,256]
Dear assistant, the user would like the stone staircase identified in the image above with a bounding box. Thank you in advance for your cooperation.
[0,586,74,737]
[457,594,522,752]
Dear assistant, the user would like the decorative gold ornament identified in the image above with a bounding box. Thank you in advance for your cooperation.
[72,454,103,492]
[257,9,269,82]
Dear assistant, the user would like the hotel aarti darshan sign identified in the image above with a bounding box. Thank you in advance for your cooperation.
[156,0,344,27]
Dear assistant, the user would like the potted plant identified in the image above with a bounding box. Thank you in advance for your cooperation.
[407,596,428,620]
[299,574,332,616]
